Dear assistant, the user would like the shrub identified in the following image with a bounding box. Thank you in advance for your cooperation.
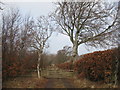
[74,49,119,82]
[2,52,38,80]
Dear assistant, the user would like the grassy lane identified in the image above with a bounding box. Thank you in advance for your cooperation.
[3,67,117,88]
[44,67,75,88]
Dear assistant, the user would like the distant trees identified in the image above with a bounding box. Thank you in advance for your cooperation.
[55,46,72,64]
[56,49,66,64]
[63,46,72,56]
[52,2,119,59]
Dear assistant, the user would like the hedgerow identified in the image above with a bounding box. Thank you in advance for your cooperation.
[74,49,118,82]
[57,48,120,83]
[3,52,38,80]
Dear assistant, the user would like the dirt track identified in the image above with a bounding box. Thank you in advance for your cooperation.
[45,78,75,88]
[3,67,116,88]
[44,67,75,88]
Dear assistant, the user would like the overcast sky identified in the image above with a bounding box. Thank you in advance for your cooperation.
[2,1,114,55]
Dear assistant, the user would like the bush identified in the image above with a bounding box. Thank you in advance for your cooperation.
[2,52,38,80]
[52,48,120,83]
[74,49,119,82]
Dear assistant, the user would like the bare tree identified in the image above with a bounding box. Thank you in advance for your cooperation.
[55,46,72,64]
[31,16,53,78]
[18,15,35,61]
[52,2,119,59]
[0,2,4,10]
[56,49,66,64]
[63,46,73,62]
[2,8,21,59]
[63,46,72,56]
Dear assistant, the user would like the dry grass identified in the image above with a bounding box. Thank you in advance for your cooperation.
[53,79,65,88]
[3,69,119,88]
[72,76,117,88]
[3,72,48,88]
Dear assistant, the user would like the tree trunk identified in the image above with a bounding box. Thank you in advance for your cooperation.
[72,44,78,57]
[72,40,78,60]
[37,63,40,79]
[37,52,42,79]
[72,32,79,59]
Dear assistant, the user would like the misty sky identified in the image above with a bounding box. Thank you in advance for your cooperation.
[2,2,113,55]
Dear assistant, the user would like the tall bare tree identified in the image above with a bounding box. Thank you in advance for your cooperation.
[18,15,35,60]
[2,8,21,60]
[31,16,53,78]
[52,2,119,59]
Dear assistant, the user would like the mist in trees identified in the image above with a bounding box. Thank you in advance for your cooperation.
[55,46,72,64]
